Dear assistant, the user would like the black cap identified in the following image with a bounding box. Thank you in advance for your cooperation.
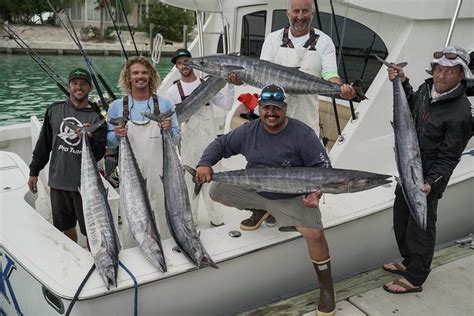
[68,68,92,84]
[171,48,192,64]
[259,84,287,109]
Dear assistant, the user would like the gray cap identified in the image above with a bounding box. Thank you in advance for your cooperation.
[426,46,473,79]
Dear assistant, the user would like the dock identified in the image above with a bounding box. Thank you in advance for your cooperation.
[241,241,473,315]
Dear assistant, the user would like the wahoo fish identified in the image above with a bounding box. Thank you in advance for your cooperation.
[186,54,366,100]
[184,165,391,196]
[175,76,228,124]
[142,112,217,269]
[376,55,427,230]
[110,118,167,272]
[66,120,121,289]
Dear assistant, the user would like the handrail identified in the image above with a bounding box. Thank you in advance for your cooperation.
[445,0,463,47]
[151,33,163,65]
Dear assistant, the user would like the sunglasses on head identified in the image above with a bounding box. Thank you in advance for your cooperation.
[433,51,467,64]
[260,91,285,102]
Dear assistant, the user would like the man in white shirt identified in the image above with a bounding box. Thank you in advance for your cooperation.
[167,48,235,227]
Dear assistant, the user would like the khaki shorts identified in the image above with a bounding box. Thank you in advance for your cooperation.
[209,183,323,231]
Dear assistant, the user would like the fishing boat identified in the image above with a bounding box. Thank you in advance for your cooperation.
[1,0,472,315]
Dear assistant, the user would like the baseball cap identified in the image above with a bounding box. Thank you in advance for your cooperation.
[171,48,192,64]
[68,68,92,84]
[259,84,287,109]
[426,46,473,79]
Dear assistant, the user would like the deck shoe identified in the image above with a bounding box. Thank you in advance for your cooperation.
[313,258,336,316]
[210,221,224,227]
[240,209,270,231]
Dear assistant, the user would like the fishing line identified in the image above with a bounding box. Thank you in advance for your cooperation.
[105,0,129,60]
[118,0,139,56]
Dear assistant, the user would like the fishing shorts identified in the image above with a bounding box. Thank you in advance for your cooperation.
[209,183,323,231]
[50,188,86,235]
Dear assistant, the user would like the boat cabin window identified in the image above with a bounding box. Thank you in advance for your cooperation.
[240,10,266,57]
[240,9,388,93]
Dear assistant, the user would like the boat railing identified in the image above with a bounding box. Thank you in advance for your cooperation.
[193,0,231,56]
[151,33,164,65]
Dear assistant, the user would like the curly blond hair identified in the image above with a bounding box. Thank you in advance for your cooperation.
[118,56,161,95]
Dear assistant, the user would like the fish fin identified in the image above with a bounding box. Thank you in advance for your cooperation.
[394,176,401,185]
[87,119,106,133]
[142,110,174,123]
[63,119,79,131]
[183,165,202,198]
[375,55,408,69]
[202,254,218,269]
[390,121,394,129]
[109,116,127,127]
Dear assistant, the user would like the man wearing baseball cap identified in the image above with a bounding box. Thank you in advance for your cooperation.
[28,67,107,244]
[195,83,338,315]
[167,48,234,228]
[383,46,472,294]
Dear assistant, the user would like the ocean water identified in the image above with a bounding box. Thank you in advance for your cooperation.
[0,54,173,126]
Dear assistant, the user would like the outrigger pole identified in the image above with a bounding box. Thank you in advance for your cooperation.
[47,1,116,110]
[118,0,139,56]
[2,24,69,97]
[104,0,129,60]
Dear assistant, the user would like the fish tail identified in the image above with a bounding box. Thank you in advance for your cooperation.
[183,165,202,198]
[352,79,368,101]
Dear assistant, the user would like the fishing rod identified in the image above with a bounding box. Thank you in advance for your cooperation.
[359,33,376,81]
[47,1,115,110]
[2,25,69,96]
[118,0,139,56]
[329,0,356,121]
[104,0,128,60]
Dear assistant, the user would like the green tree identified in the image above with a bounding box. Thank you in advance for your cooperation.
[146,1,194,42]
[1,0,70,24]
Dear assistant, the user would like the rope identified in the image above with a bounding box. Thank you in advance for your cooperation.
[119,260,139,316]
[65,264,96,316]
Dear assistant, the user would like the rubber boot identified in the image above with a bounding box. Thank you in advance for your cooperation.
[313,258,336,316]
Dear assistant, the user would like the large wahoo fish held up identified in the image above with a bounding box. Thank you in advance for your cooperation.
[376,55,427,230]
[175,76,227,124]
[142,112,217,269]
[110,118,167,272]
[66,120,121,289]
[186,54,366,100]
[184,166,391,196]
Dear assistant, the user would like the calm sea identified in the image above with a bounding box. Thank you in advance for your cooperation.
[0,54,173,126]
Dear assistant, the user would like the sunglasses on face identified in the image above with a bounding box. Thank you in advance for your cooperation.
[433,51,467,64]
[260,91,285,102]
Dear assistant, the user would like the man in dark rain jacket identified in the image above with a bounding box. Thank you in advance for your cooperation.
[382,46,472,294]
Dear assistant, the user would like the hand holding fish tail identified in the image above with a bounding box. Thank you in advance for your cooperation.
[339,83,357,100]
[159,117,172,130]
[196,165,213,183]
[388,66,407,82]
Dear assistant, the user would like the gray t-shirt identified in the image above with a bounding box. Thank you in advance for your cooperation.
[198,118,330,199]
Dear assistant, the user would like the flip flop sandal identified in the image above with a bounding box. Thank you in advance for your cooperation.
[383,279,423,294]
[383,262,406,276]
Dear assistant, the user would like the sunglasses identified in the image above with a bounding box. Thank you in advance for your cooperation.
[433,51,467,64]
[260,91,285,102]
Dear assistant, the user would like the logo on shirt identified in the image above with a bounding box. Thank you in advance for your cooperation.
[57,117,83,146]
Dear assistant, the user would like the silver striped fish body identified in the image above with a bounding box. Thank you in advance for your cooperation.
[119,135,166,272]
[175,76,228,123]
[188,54,342,95]
[210,167,391,194]
[80,131,120,290]
[392,77,427,230]
[161,130,217,269]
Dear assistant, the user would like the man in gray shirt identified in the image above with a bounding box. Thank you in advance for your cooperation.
[28,68,107,243]
[195,84,336,315]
